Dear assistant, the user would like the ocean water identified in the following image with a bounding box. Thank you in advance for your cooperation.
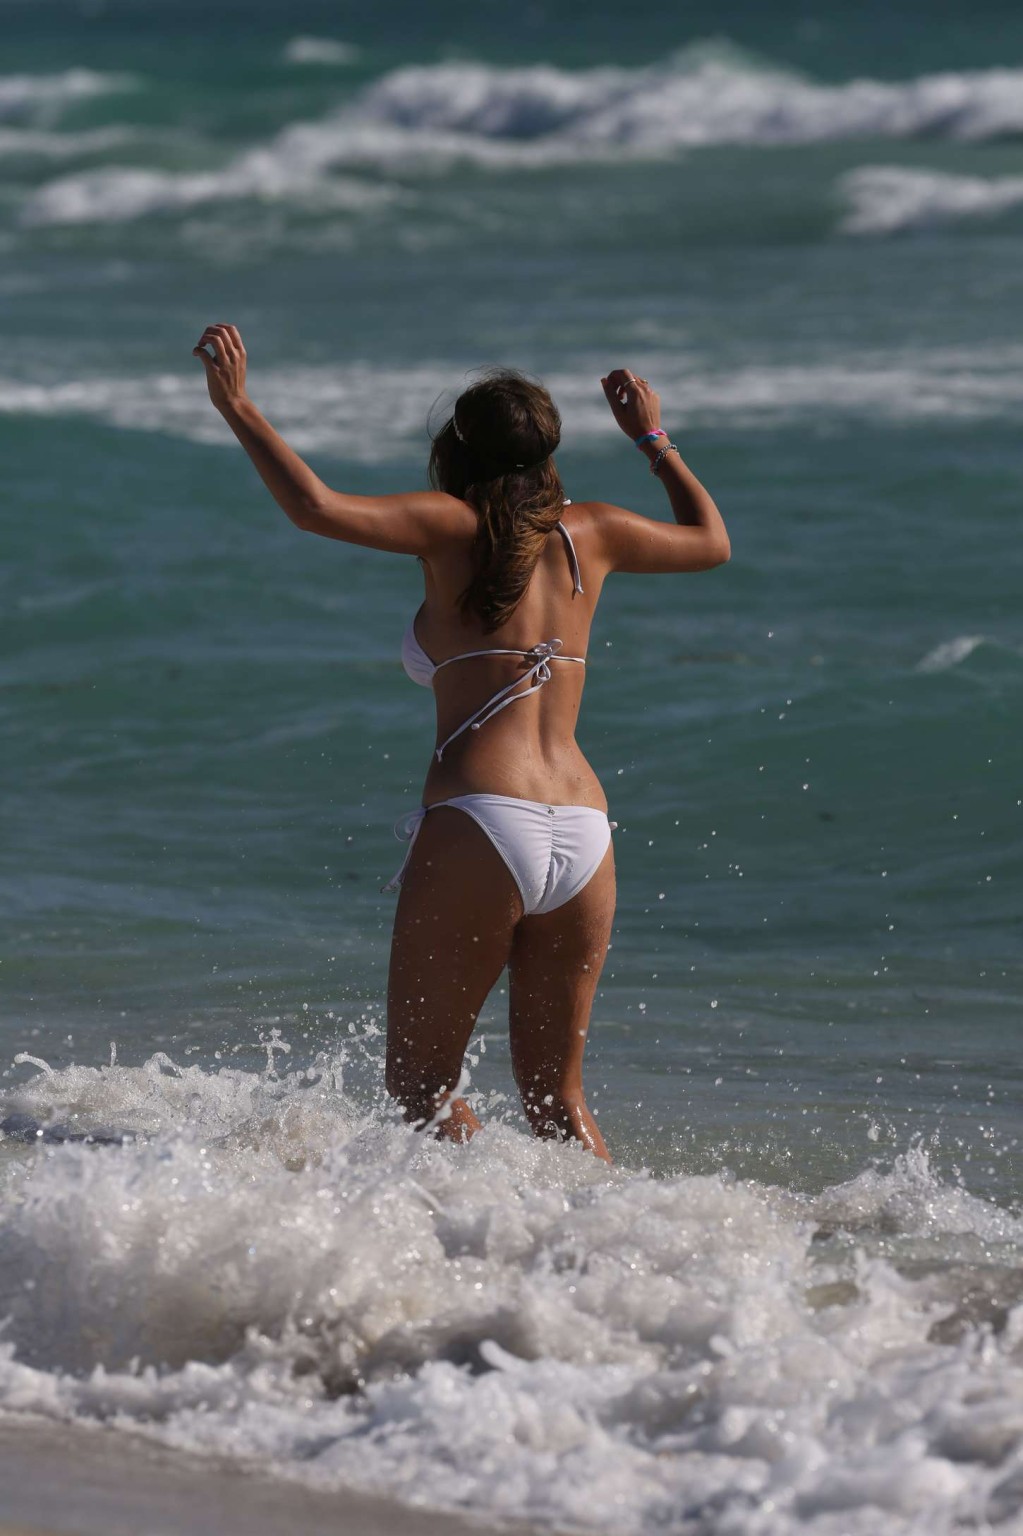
[1,1,1022,1530]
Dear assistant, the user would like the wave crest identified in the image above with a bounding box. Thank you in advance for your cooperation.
[0,69,137,123]
[841,164,1023,235]
[351,56,1023,150]
[3,346,1023,451]
[916,635,988,673]
[18,53,1023,229]
[283,36,360,66]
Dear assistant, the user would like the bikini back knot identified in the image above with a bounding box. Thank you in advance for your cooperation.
[524,639,562,670]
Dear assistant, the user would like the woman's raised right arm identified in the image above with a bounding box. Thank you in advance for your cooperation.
[595,368,731,574]
[192,323,470,556]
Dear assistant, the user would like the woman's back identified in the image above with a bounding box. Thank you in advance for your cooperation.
[410,502,607,808]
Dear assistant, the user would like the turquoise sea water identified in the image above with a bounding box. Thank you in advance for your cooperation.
[1,4,1022,1530]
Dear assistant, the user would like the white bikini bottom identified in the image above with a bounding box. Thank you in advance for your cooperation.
[383,793,616,916]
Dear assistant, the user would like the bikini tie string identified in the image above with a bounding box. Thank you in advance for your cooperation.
[437,638,566,761]
[524,638,563,682]
[381,807,427,893]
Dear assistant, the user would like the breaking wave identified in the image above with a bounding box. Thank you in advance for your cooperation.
[0,1048,1021,1534]
[840,164,1023,235]
[0,125,137,162]
[3,344,1023,453]
[916,636,989,673]
[21,161,395,226]
[18,52,1023,227]
[348,54,1023,150]
[0,69,138,123]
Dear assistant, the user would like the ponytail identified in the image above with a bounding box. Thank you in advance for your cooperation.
[428,370,564,633]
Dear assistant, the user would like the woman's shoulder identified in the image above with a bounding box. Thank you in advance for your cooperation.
[559,498,630,547]
[413,490,479,548]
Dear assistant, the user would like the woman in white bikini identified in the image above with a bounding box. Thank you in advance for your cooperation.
[194,325,730,1163]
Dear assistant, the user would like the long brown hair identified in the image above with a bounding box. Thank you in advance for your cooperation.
[428,369,565,633]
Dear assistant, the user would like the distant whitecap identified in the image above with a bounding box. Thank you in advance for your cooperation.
[283,36,360,66]
[18,55,1023,230]
[0,68,138,122]
[4,348,1023,451]
[916,636,987,673]
[841,165,1023,236]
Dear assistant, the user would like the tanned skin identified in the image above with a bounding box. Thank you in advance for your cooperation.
[195,324,730,1161]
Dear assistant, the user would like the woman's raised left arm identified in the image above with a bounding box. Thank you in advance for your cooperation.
[193,323,465,556]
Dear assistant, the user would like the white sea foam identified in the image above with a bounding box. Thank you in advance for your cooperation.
[0,125,136,161]
[283,36,360,66]
[0,1049,1021,1535]
[21,162,397,226]
[348,55,1023,152]
[20,54,1023,227]
[0,69,137,122]
[916,636,988,673]
[0,365,443,452]
[841,165,1023,235]
[2,345,1023,453]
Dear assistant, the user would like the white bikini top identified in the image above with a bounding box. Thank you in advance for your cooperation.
[401,518,586,762]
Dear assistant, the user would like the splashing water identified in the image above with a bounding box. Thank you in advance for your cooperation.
[0,1042,1021,1534]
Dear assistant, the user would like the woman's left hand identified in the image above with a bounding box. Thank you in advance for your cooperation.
[193,323,248,413]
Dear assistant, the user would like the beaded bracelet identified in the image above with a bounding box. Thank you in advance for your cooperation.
[650,441,679,476]
[633,429,666,447]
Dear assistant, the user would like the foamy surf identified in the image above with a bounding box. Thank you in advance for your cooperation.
[841,165,1023,236]
[916,636,988,673]
[0,125,138,162]
[20,161,398,227]
[3,345,1023,453]
[0,69,138,122]
[0,1049,1021,1534]
[17,53,1023,228]
[350,55,1023,150]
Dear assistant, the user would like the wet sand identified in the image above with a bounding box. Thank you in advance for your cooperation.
[0,1415,551,1536]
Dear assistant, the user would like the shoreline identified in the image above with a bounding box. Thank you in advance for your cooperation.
[0,1414,553,1536]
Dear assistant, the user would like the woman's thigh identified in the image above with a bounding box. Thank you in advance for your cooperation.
[386,807,523,1098]
[506,841,616,1100]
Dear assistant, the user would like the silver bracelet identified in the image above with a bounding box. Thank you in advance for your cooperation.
[649,441,679,476]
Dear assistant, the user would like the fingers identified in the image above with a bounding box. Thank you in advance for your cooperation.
[602,371,642,418]
[198,331,230,366]
[215,323,245,355]
[607,368,634,401]
[604,369,650,386]
[192,322,245,365]
[602,367,650,402]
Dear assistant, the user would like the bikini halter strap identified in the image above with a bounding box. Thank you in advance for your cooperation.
[555,520,584,596]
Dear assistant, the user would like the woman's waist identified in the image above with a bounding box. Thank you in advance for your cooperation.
[421,735,606,812]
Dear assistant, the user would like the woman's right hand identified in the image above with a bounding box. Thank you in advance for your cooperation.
[193,323,248,414]
[601,369,660,440]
